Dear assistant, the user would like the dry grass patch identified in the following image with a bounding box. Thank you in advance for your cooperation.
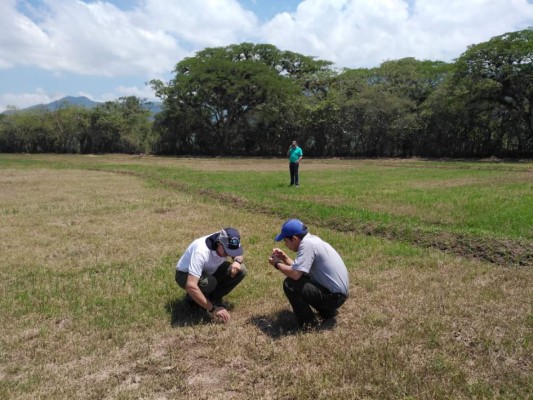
[1,169,183,267]
[0,167,247,398]
[1,165,531,399]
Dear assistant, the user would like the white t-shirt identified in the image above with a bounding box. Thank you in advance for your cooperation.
[176,234,226,278]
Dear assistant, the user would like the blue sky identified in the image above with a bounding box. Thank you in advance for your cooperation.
[1,0,533,112]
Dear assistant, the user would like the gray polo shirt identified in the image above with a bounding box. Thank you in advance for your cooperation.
[292,234,349,296]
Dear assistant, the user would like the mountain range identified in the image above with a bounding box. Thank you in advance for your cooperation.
[2,96,162,115]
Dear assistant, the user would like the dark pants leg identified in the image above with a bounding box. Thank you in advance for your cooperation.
[289,162,299,185]
[175,270,215,298]
[175,262,247,302]
[283,276,346,326]
[209,261,247,302]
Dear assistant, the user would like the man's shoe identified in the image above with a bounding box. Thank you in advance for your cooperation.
[318,309,338,321]
[298,317,319,332]
[211,298,232,310]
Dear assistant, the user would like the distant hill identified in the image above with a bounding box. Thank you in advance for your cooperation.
[2,96,162,116]
[23,96,99,112]
[143,101,162,116]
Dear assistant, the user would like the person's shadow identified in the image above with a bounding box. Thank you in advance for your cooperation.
[250,310,299,338]
[164,297,211,327]
[250,309,338,338]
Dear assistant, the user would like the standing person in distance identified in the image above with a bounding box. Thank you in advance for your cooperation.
[287,140,303,187]
[175,227,247,323]
[268,219,349,329]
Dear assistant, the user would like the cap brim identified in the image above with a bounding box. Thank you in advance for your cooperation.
[274,233,285,242]
[224,246,243,257]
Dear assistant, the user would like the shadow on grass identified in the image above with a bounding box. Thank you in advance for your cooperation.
[250,310,298,338]
[164,296,211,327]
[250,309,338,339]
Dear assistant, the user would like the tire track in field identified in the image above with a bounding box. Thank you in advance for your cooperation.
[99,168,533,267]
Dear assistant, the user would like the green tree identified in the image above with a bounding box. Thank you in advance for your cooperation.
[81,97,151,154]
[150,43,331,155]
[116,96,153,153]
[451,28,533,156]
[335,59,451,157]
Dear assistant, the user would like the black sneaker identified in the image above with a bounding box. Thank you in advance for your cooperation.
[318,309,338,321]
[211,298,232,310]
[319,317,337,330]
[298,317,319,332]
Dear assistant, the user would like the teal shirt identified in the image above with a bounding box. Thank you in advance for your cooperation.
[288,146,303,163]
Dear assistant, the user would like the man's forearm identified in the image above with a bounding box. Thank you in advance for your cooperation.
[187,286,213,311]
[274,261,302,280]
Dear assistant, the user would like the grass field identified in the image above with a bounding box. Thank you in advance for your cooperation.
[0,154,531,399]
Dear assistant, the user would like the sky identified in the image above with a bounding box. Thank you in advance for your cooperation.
[1,0,533,112]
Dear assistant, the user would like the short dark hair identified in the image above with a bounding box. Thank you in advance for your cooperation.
[294,224,308,240]
[295,232,307,240]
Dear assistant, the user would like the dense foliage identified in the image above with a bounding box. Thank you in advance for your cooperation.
[0,97,153,154]
[2,29,533,157]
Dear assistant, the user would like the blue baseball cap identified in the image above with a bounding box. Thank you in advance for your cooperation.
[274,219,308,241]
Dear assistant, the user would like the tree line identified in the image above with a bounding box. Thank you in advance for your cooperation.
[2,28,532,158]
[0,96,154,154]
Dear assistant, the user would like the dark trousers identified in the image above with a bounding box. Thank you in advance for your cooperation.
[289,162,299,185]
[175,261,247,302]
[283,275,346,326]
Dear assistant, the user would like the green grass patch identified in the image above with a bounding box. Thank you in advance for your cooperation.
[4,154,531,267]
[1,154,532,399]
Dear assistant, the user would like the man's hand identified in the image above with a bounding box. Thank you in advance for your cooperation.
[268,255,280,267]
[230,261,241,278]
[212,307,230,323]
[272,248,289,263]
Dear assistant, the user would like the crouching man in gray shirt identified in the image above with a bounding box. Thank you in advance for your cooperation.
[269,219,349,329]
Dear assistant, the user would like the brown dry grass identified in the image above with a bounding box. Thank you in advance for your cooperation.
[1,164,531,399]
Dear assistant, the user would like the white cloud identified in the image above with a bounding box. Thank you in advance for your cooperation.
[0,89,66,111]
[0,0,261,79]
[261,0,533,67]
[42,0,187,76]
[402,0,533,62]
[2,0,532,74]
[261,0,411,66]
[1,0,533,112]
[135,0,259,48]
[0,0,50,69]
[0,0,183,77]
[0,0,260,111]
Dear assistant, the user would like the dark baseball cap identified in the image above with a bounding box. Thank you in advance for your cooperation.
[274,219,308,241]
[218,227,243,257]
